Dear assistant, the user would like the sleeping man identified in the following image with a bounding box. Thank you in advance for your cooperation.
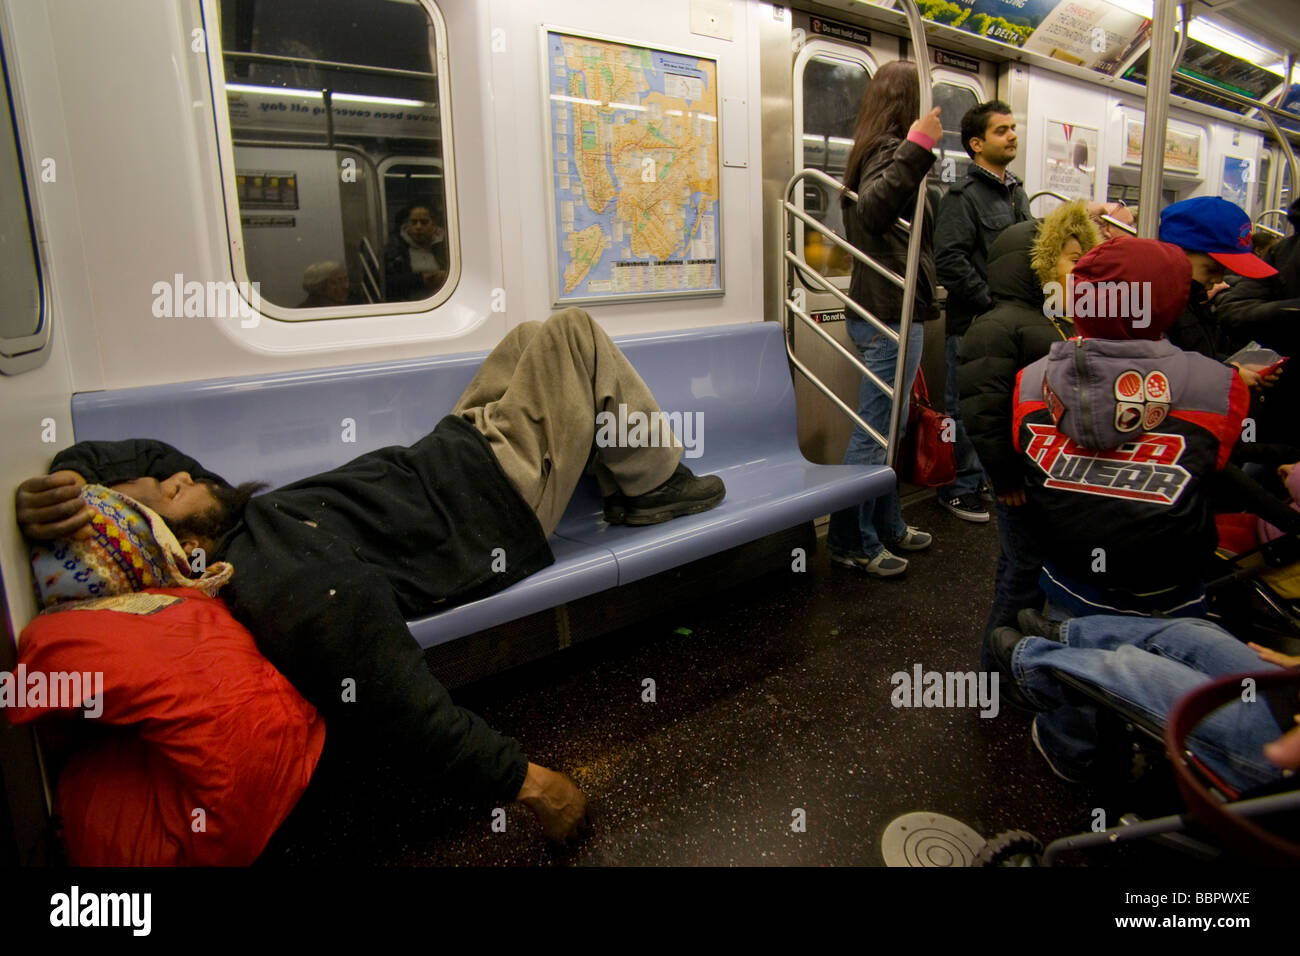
[16,308,725,844]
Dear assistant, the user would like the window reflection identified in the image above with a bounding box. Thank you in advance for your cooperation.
[216,0,452,310]
[801,55,871,279]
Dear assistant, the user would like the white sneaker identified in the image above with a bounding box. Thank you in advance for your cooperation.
[830,547,908,577]
[889,527,932,552]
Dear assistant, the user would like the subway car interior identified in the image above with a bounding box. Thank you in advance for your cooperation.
[2,0,1300,879]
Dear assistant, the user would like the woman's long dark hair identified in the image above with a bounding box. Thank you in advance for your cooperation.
[841,60,920,209]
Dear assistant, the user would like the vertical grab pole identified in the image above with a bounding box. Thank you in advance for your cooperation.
[888,0,933,470]
[1137,0,1177,238]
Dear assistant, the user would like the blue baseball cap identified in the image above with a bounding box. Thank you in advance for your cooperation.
[1158,196,1277,279]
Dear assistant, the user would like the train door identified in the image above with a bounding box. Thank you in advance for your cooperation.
[788,16,888,464]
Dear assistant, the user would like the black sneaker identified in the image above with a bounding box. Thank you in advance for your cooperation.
[622,464,725,526]
[986,626,1033,712]
[976,481,994,503]
[603,494,626,525]
[1016,608,1064,643]
[938,493,990,523]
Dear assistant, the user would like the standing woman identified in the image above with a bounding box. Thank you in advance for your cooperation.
[827,60,943,577]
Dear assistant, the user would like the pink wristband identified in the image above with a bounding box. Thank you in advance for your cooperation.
[906,129,936,151]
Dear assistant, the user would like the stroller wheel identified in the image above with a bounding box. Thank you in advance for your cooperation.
[974,830,1044,867]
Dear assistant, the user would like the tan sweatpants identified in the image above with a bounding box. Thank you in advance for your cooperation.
[453,308,682,536]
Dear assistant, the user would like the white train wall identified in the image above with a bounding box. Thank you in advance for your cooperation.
[1016,63,1265,214]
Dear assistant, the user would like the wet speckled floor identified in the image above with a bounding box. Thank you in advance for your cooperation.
[260,496,1195,867]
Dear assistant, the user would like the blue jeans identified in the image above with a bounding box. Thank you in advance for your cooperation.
[1012,615,1286,792]
[827,317,924,559]
[937,333,984,499]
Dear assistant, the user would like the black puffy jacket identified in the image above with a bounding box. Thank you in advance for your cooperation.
[957,220,1074,494]
[842,136,939,326]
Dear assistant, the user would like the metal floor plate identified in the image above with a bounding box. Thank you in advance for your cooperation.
[881,812,988,867]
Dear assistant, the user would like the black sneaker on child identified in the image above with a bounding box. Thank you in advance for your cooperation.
[622,463,725,525]
[986,626,1034,712]
[1016,607,1064,643]
[938,493,990,523]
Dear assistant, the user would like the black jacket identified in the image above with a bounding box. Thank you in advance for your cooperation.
[958,220,1074,494]
[384,235,446,301]
[842,136,939,326]
[934,163,1032,337]
[50,416,552,801]
[1167,283,1228,361]
[1215,200,1300,358]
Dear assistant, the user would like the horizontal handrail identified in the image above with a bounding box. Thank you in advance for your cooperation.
[1257,209,1293,237]
[784,198,906,291]
[1030,190,1138,236]
[786,297,897,405]
[783,249,900,344]
[782,328,886,447]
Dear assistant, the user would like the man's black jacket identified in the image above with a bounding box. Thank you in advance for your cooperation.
[934,163,1032,337]
[49,415,553,801]
[1215,199,1300,358]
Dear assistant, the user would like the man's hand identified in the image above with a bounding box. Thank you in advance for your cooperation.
[15,471,92,541]
[997,488,1027,507]
[516,761,591,846]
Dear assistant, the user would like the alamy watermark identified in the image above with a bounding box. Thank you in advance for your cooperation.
[1043,275,1152,329]
[890,663,1000,718]
[50,886,150,936]
[0,665,103,718]
[595,403,704,459]
[151,274,262,328]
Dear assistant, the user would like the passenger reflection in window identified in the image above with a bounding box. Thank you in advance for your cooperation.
[298,261,357,309]
[385,202,448,301]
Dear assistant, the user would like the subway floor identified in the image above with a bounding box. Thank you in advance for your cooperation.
[260,495,1205,867]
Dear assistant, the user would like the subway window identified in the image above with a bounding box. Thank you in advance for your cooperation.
[798,51,873,279]
[0,28,47,374]
[1253,150,1271,222]
[210,0,455,314]
[931,82,979,188]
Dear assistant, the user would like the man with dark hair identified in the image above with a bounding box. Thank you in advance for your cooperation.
[933,100,1032,523]
[17,308,725,845]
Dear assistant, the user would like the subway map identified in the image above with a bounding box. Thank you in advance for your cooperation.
[546,31,722,302]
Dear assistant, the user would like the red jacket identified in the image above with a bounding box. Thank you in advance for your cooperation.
[1014,337,1249,591]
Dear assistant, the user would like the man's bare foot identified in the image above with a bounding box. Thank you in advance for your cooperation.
[516,762,590,844]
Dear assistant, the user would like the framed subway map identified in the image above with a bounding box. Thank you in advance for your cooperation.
[542,28,723,305]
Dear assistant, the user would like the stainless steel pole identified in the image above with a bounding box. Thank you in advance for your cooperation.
[1138,0,1177,237]
[890,0,933,470]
